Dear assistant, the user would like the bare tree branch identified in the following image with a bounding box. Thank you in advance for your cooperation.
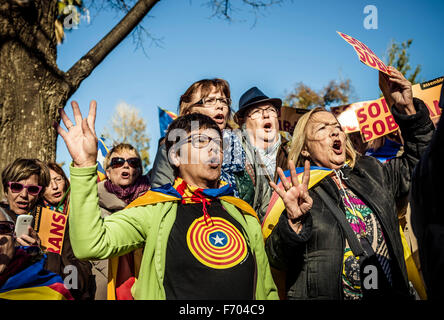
[64,0,160,95]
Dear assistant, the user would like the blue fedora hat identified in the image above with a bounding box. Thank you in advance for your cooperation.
[235,87,282,119]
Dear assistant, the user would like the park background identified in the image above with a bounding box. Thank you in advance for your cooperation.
[55,0,444,174]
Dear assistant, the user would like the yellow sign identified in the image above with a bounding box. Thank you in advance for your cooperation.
[412,76,443,122]
[33,206,69,254]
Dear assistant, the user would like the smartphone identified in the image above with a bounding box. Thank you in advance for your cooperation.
[15,215,34,238]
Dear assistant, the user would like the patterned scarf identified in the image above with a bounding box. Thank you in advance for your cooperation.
[104,175,151,205]
[173,178,232,226]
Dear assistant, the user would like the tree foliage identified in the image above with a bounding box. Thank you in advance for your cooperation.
[102,102,151,173]
[284,79,353,109]
[0,0,283,197]
[386,39,421,84]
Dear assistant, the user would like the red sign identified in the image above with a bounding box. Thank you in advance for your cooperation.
[355,97,399,142]
[337,31,391,75]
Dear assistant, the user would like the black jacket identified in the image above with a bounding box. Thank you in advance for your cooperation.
[410,104,444,299]
[266,98,434,299]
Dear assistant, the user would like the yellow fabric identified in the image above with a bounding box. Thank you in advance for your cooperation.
[0,286,67,300]
[106,178,257,300]
[107,257,118,300]
[262,169,332,240]
[399,225,427,300]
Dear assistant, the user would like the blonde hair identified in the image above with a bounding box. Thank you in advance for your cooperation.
[103,143,142,171]
[288,107,357,168]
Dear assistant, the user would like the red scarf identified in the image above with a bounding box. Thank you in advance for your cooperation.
[104,175,150,204]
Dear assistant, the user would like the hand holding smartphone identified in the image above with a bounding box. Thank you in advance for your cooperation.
[14,215,40,247]
[15,215,33,238]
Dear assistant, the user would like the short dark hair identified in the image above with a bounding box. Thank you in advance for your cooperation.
[2,158,50,193]
[164,113,222,173]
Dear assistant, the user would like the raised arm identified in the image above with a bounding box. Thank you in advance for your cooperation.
[378,67,434,199]
[55,101,148,260]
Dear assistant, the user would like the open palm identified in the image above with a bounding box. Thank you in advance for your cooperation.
[269,160,313,233]
[54,100,98,167]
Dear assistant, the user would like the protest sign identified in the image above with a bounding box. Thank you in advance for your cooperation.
[331,100,373,133]
[355,97,399,142]
[337,31,391,75]
[278,106,309,134]
[33,206,69,254]
[412,76,443,121]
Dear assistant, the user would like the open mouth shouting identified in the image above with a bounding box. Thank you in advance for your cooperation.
[213,113,226,126]
[207,157,221,169]
[332,139,343,155]
[121,171,131,179]
[263,121,274,133]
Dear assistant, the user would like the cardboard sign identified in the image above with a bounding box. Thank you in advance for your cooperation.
[355,97,399,142]
[278,106,309,134]
[331,100,374,133]
[33,206,69,254]
[337,31,391,75]
[412,76,443,121]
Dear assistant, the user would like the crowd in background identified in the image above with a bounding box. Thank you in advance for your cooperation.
[0,67,442,300]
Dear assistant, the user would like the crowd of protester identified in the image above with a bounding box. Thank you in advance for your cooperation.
[0,67,442,300]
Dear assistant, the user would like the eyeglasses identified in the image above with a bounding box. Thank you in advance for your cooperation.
[8,182,42,196]
[195,97,231,108]
[50,176,64,184]
[182,133,222,150]
[109,157,141,169]
[248,106,278,120]
[0,221,14,236]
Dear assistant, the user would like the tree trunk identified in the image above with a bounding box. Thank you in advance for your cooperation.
[0,0,67,197]
[0,0,159,198]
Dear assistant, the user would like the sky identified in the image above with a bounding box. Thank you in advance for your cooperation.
[55,0,444,174]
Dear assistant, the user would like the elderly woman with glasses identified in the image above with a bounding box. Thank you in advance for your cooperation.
[0,158,49,247]
[150,78,250,199]
[38,161,96,300]
[265,68,435,300]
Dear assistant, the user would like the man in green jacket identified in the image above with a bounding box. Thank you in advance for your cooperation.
[55,101,278,300]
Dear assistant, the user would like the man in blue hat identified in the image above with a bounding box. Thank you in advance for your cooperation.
[233,87,290,222]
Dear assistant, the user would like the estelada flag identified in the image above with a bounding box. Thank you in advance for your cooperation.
[0,247,73,300]
[261,166,333,240]
[158,107,177,138]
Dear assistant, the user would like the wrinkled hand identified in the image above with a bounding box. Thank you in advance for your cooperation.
[269,160,313,234]
[54,100,98,167]
[16,226,41,247]
[379,66,415,115]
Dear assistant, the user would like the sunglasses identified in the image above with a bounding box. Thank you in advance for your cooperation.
[109,157,141,169]
[8,182,42,196]
[0,221,14,235]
